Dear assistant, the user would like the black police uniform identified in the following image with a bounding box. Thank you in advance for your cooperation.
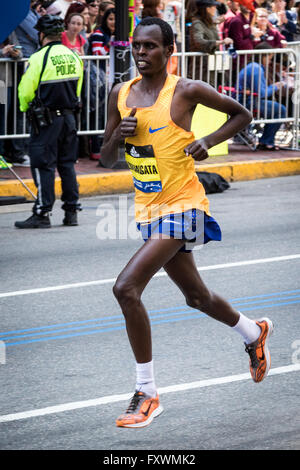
[16,16,84,228]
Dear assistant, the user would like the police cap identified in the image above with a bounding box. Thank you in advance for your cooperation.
[34,15,65,36]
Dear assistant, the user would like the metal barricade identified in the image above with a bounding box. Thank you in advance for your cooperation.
[0,57,28,141]
[0,55,109,141]
[184,48,299,150]
[78,54,109,137]
[0,46,299,150]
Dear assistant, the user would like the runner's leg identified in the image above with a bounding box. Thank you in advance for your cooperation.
[113,236,185,363]
[164,250,240,326]
[163,250,274,383]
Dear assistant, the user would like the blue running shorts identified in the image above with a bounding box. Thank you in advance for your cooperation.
[137,209,222,253]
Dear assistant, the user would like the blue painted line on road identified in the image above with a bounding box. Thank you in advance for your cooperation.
[4,314,207,346]
[230,289,300,302]
[241,299,300,311]
[0,295,300,341]
[1,289,300,338]
[2,294,300,342]
[231,294,300,306]
[0,309,197,341]
[3,299,300,347]
[0,306,191,337]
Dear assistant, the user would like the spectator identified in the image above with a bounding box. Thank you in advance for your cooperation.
[14,1,43,58]
[227,0,255,51]
[46,1,63,15]
[285,0,296,10]
[50,0,74,18]
[97,1,115,27]
[142,0,165,18]
[0,34,27,166]
[134,0,143,26]
[142,0,179,73]
[188,0,233,82]
[238,42,286,150]
[185,0,197,51]
[251,7,286,46]
[62,13,86,55]
[89,7,115,57]
[268,0,297,41]
[86,0,101,32]
[254,0,272,10]
[189,0,234,53]
[273,53,295,117]
[88,7,115,161]
[163,1,182,46]
[65,1,91,42]
[186,0,198,18]
[220,0,240,40]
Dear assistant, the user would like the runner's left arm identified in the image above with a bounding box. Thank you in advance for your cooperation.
[184,80,252,161]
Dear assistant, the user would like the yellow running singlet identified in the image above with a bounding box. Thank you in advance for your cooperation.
[117,73,210,222]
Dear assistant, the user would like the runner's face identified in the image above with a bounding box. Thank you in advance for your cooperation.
[132,25,173,75]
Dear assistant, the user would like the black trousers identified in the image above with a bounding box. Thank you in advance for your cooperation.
[29,113,80,215]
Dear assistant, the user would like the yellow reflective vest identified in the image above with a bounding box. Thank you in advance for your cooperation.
[18,41,84,112]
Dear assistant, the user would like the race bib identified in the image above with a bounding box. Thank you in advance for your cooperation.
[125,143,162,193]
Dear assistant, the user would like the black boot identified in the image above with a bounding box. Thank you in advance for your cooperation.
[63,211,78,226]
[15,213,51,229]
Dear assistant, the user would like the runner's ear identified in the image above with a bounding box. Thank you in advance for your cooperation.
[166,44,174,58]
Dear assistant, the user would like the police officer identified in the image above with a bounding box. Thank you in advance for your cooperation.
[15,15,84,229]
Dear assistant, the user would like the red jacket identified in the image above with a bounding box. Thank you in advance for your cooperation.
[227,13,253,50]
[251,27,285,48]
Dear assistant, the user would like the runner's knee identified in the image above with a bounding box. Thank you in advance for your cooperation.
[113,278,141,309]
[186,289,212,312]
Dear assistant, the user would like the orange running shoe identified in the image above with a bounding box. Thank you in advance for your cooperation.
[116,391,163,428]
[245,317,274,383]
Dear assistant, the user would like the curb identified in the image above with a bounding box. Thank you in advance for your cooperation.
[0,157,300,200]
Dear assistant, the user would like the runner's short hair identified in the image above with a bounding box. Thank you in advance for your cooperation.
[134,17,174,47]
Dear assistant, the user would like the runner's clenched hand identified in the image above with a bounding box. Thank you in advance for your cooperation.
[119,107,138,138]
[184,138,209,161]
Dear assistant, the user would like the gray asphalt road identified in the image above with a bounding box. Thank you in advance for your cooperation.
[0,175,300,451]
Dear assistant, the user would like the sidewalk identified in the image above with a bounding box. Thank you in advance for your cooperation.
[0,143,300,201]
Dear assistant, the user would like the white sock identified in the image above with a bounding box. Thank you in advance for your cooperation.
[232,312,261,345]
[136,360,157,397]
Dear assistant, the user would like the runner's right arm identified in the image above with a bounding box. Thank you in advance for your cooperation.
[101,84,137,168]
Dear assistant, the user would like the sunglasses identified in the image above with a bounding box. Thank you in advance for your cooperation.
[89,3,99,6]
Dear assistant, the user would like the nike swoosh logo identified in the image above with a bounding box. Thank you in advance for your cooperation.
[163,219,182,225]
[149,126,168,134]
[142,402,153,417]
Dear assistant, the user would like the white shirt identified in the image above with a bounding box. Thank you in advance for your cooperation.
[50,0,73,19]
[163,1,182,36]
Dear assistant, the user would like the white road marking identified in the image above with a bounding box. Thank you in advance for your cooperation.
[0,363,299,423]
[1,254,300,299]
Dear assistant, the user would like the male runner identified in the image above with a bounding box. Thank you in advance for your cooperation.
[101,17,274,428]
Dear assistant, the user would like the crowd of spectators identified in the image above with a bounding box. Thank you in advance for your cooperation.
[0,0,299,166]
[186,0,299,54]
